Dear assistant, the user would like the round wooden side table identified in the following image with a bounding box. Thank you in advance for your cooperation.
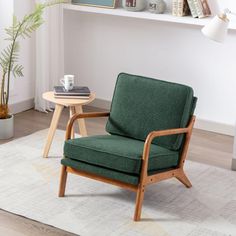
[42,91,95,158]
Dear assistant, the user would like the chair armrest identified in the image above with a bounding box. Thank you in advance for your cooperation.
[66,112,110,140]
[144,127,189,146]
[140,116,196,181]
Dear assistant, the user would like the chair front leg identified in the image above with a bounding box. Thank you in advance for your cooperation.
[134,183,146,221]
[59,165,68,197]
[133,135,151,221]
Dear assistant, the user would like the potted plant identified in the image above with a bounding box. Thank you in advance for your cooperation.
[0,0,63,139]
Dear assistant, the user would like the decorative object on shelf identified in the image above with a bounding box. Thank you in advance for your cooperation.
[187,0,211,18]
[199,0,211,18]
[0,0,63,140]
[187,0,198,17]
[172,0,178,16]
[201,8,236,171]
[194,0,211,18]
[72,0,118,9]
[122,0,146,11]
[172,0,190,17]
[148,0,166,14]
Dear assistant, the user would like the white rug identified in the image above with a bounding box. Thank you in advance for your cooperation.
[0,129,236,236]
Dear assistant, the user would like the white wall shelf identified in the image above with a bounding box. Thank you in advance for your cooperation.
[63,3,236,30]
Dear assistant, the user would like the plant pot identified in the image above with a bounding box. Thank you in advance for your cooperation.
[0,115,14,139]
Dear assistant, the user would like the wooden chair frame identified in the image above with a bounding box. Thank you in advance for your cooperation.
[59,112,196,221]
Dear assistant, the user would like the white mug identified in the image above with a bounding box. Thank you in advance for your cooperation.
[60,75,75,91]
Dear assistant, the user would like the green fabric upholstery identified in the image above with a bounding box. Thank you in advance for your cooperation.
[106,73,195,151]
[64,135,179,175]
[62,73,197,187]
[61,158,140,185]
[190,97,198,116]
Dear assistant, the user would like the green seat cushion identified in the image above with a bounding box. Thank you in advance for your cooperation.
[106,73,196,151]
[64,135,179,175]
[61,158,140,185]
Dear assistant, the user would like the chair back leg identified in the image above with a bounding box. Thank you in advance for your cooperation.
[175,170,192,188]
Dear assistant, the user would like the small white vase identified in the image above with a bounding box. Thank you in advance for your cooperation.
[148,0,166,14]
[122,0,146,11]
[0,115,14,139]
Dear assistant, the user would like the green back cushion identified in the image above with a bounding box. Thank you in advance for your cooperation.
[106,73,196,151]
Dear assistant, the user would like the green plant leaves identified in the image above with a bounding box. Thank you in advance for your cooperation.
[0,42,20,73]
[12,64,24,78]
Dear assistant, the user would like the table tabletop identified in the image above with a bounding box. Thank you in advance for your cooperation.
[42,91,96,107]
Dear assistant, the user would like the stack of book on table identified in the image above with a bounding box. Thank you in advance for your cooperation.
[172,0,211,18]
[54,86,91,99]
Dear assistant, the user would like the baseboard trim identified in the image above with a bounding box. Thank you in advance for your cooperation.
[90,98,235,136]
[195,119,234,136]
[8,97,235,136]
[90,98,111,110]
[232,158,236,171]
[9,98,34,114]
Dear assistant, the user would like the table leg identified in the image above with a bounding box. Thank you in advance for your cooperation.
[43,104,64,158]
[69,106,76,139]
[75,105,87,136]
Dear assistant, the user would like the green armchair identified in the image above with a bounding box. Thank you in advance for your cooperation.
[59,73,197,221]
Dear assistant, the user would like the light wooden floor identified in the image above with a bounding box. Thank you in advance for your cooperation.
[0,107,234,236]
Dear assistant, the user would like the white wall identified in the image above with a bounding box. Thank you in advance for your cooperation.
[0,0,13,49]
[64,0,236,135]
[0,0,35,107]
[0,0,14,88]
[12,0,35,106]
